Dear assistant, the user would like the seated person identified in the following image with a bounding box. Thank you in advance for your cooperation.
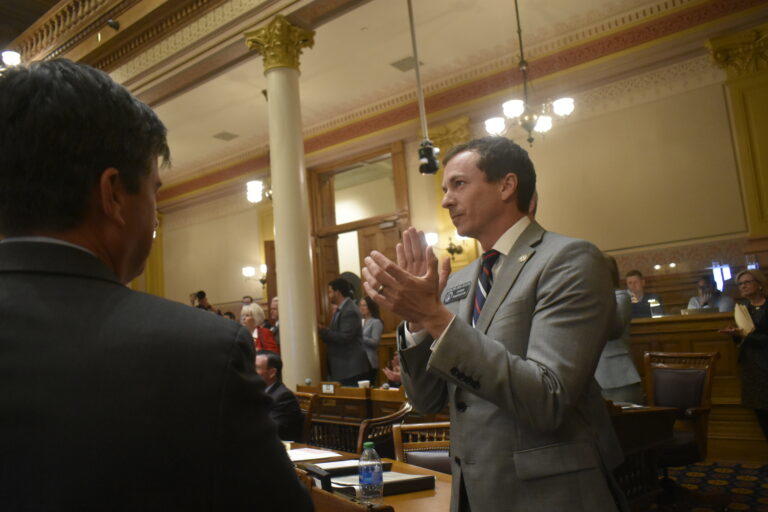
[688,276,735,312]
[241,303,279,353]
[382,353,402,388]
[626,269,663,318]
[256,351,304,441]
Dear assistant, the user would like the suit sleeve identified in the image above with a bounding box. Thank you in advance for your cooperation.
[426,240,613,432]
[213,327,312,511]
[319,307,361,346]
[270,389,305,441]
[398,325,449,415]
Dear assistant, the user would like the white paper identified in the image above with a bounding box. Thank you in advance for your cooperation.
[331,471,433,485]
[287,448,341,462]
[316,460,360,470]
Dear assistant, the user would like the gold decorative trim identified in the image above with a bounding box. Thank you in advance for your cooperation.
[244,15,314,72]
[710,27,768,78]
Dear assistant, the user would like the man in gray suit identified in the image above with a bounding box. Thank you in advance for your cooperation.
[362,137,626,511]
[0,59,311,511]
[319,278,371,385]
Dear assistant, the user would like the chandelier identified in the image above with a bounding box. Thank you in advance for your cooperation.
[484,0,574,145]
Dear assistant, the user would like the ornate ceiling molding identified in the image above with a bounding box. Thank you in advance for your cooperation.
[709,24,768,77]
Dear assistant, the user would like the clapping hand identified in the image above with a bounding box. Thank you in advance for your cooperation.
[362,227,452,338]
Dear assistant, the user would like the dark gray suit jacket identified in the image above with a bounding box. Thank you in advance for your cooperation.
[0,241,312,511]
[267,381,304,441]
[399,222,625,512]
[319,298,370,381]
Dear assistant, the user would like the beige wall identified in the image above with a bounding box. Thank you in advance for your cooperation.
[162,194,269,305]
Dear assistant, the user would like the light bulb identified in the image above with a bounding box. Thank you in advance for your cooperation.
[502,99,525,118]
[552,97,575,117]
[242,266,256,277]
[1,50,21,67]
[533,115,552,133]
[259,263,268,275]
[484,117,506,135]
[425,232,439,246]
[246,180,263,203]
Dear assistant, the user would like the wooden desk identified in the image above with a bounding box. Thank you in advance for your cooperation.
[291,443,452,512]
[610,406,676,511]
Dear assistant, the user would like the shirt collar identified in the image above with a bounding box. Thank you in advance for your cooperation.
[490,216,531,256]
[1,236,95,256]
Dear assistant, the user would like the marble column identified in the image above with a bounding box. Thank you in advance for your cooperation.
[246,16,320,388]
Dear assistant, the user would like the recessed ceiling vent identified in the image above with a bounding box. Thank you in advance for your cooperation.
[213,131,239,141]
[390,56,423,72]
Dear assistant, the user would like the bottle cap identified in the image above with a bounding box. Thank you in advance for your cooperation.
[363,441,375,449]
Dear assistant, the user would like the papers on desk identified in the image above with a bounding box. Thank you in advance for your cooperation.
[287,448,341,462]
[331,471,435,496]
[614,401,645,409]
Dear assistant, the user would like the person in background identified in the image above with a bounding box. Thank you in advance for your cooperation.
[241,302,279,354]
[720,269,768,442]
[255,350,304,441]
[625,270,663,318]
[223,311,237,321]
[596,255,643,403]
[382,353,402,387]
[688,275,735,312]
[318,278,370,386]
[264,296,280,346]
[360,295,384,385]
[242,295,253,305]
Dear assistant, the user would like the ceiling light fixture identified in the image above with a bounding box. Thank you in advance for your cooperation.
[484,0,574,145]
[1,50,21,70]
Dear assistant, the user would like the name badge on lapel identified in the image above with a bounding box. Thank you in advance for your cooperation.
[443,282,471,304]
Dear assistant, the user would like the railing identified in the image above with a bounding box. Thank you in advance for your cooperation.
[10,0,137,63]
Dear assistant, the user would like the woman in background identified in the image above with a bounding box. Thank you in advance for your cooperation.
[360,296,383,385]
[596,255,643,403]
[721,269,768,441]
[241,302,279,354]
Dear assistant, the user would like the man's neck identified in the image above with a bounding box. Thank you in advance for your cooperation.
[478,211,526,251]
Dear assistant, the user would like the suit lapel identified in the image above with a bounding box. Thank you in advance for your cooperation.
[453,259,480,322]
[475,222,545,332]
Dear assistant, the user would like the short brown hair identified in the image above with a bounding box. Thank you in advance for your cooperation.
[625,270,643,279]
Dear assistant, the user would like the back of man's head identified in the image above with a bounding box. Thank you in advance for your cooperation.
[442,136,536,212]
[329,277,353,298]
[256,350,283,382]
[0,59,169,237]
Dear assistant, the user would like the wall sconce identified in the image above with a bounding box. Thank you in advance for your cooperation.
[446,238,464,260]
[259,263,268,286]
[425,232,439,246]
[246,179,273,204]
[242,266,256,278]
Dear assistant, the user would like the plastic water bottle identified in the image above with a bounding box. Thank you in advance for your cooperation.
[358,441,383,503]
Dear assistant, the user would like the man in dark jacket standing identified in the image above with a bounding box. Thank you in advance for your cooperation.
[0,59,311,511]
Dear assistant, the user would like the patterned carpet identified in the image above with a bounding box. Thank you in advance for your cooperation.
[659,461,768,511]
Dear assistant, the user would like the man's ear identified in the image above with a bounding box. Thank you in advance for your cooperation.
[500,172,518,202]
[98,167,127,226]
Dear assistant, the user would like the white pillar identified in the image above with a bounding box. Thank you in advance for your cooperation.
[246,16,320,388]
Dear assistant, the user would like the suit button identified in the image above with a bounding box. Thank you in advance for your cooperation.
[456,401,467,412]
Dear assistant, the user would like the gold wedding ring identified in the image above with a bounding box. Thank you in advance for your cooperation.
[377,285,385,294]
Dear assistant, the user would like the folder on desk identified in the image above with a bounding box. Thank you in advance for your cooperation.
[300,459,393,476]
[331,471,435,496]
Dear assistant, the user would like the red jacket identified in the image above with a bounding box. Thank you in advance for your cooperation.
[253,326,279,354]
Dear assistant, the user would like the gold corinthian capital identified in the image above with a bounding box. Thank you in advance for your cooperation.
[245,15,315,72]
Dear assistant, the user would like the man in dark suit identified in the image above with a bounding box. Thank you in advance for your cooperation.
[625,269,664,318]
[318,278,370,386]
[362,137,626,511]
[256,350,304,441]
[0,59,311,511]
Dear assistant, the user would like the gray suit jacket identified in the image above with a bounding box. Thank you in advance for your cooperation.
[362,317,384,369]
[0,241,312,511]
[319,298,370,380]
[595,290,642,391]
[399,222,625,512]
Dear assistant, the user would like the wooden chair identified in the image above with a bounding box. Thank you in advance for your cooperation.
[392,422,451,474]
[356,402,413,458]
[295,391,320,443]
[643,351,719,465]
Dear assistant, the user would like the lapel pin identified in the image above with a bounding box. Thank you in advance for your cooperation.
[518,254,529,263]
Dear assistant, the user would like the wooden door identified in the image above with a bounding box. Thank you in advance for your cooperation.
[357,222,404,332]
[264,240,276,306]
